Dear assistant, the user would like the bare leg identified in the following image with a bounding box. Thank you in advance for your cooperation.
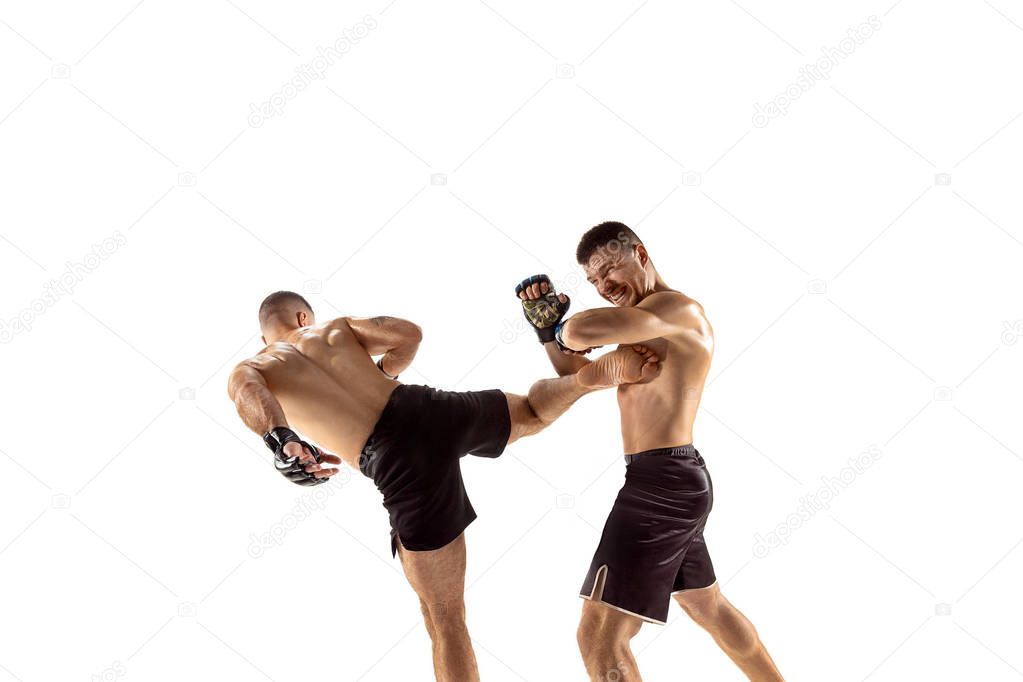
[674,584,783,681]
[577,571,644,682]
[398,534,478,682]
[506,345,660,444]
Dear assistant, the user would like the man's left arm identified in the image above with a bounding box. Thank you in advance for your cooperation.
[558,292,702,350]
[343,316,422,378]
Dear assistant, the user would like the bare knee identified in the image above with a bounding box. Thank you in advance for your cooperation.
[676,585,760,657]
[577,604,642,667]
[675,584,722,624]
[421,598,468,639]
[504,393,544,444]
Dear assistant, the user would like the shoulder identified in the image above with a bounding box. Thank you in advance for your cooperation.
[639,291,706,320]
[227,357,266,397]
[322,316,356,331]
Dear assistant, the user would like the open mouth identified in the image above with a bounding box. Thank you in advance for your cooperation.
[608,287,627,305]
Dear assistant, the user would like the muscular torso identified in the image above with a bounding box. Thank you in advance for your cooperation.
[616,299,713,454]
[244,321,398,469]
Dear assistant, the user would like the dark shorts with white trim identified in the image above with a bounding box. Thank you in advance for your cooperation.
[358,384,511,557]
[580,444,716,624]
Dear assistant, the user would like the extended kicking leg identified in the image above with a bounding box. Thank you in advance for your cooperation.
[506,345,659,444]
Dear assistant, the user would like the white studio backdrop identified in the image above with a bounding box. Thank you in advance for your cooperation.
[1,1,1022,680]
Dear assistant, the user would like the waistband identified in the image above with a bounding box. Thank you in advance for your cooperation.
[624,444,698,465]
[358,384,413,478]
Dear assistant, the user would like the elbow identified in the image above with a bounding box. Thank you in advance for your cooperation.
[560,319,596,350]
[403,322,423,347]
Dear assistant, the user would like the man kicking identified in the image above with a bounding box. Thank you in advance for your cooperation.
[227,290,659,682]
[516,221,783,681]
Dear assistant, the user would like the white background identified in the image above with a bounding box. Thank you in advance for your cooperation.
[2,1,1022,680]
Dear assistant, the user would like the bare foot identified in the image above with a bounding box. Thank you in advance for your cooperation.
[578,345,660,388]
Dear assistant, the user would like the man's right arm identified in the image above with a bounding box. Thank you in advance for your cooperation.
[542,341,592,377]
[227,363,287,436]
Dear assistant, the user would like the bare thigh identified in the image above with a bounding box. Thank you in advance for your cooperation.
[398,532,468,608]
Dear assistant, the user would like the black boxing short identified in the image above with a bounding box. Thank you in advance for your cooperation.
[359,384,511,556]
[580,444,717,624]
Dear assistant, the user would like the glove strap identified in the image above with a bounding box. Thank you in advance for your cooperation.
[263,427,327,487]
[377,357,399,380]
[553,322,572,353]
[263,426,300,455]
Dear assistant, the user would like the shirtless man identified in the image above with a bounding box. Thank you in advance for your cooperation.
[516,221,784,681]
[227,290,659,682]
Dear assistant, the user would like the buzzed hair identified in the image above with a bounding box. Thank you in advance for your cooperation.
[576,221,642,264]
[258,290,313,327]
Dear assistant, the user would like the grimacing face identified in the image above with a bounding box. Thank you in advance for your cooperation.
[584,243,648,307]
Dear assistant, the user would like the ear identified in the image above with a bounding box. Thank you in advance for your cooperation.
[635,243,649,266]
[296,311,308,327]
[261,335,267,345]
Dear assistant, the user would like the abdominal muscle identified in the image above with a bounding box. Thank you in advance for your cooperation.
[616,336,710,454]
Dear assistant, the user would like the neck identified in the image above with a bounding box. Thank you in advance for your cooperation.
[266,324,299,345]
[640,266,670,299]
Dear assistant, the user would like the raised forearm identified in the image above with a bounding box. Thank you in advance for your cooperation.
[559,308,661,349]
[379,319,421,376]
[543,340,592,376]
[346,316,422,376]
[379,336,419,377]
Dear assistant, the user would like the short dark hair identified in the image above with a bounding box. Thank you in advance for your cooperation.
[258,290,313,327]
[576,221,641,264]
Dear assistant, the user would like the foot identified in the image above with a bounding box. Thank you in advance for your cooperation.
[578,345,660,388]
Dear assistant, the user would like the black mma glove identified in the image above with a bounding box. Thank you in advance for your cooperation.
[515,274,571,346]
[263,426,327,486]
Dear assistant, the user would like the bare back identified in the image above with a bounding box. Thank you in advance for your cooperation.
[616,293,713,453]
[242,320,398,468]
